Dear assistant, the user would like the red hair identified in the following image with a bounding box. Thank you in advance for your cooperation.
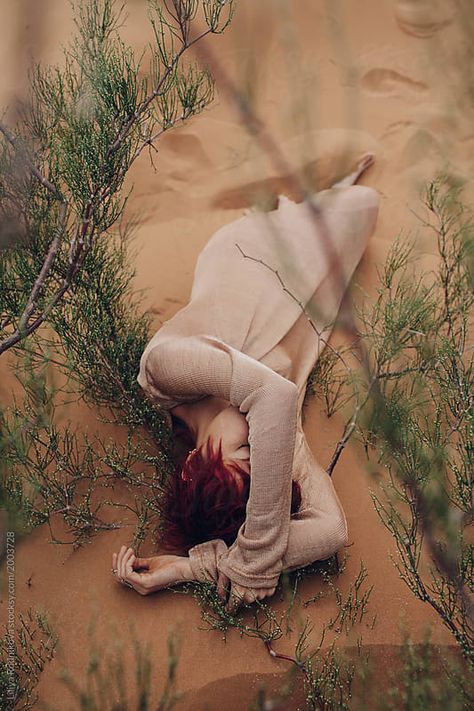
[157,434,302,553]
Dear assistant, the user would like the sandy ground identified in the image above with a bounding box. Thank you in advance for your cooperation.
[0,0,471,708]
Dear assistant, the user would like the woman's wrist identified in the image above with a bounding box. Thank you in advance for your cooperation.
[178,556,195,582]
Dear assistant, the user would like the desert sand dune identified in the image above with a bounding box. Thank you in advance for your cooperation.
[0,0,470,708]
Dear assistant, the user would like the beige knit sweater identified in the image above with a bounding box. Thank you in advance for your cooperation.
[137,185,380,589]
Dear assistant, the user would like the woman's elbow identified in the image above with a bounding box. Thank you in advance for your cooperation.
[332,514,349,553]
[308,511,349,560]
[137,360,152,397]
[137,349,158,399]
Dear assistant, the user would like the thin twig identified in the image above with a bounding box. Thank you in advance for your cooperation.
[234,242,354,378]
[128,113,187,166]
[17,205,67,332]
[326,375,377,477]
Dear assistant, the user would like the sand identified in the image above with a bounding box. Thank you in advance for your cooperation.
[0,0,470,708]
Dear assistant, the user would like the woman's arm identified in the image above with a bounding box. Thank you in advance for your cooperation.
[140,333,299,589]
[112,460,348,609]
[187,469,349,583]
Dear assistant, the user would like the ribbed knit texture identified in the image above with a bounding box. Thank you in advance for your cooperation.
[137,185,380,589]
[143,334,298,587]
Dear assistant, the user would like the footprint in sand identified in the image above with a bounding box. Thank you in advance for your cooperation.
[361,67,428,96]
[380,120,414,141]
[394,0,455,38]
[162,131,212,168]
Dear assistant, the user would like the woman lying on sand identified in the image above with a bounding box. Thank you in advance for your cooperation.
[112,153,380,613]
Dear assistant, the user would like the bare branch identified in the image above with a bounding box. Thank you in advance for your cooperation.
[234,242,355,378]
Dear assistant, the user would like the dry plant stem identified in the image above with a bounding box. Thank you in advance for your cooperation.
[326,362,434,476]
[265,638,304,667]
[325,373,378,476]
[128,112,187,166]
[264,639,327,711]
[17,206,66,332]
[234,243,355,379]
[234,240,369,477]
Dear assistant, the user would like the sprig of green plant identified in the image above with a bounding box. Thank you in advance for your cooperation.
[304,175,473,668]
[1,351,169,548]
[51,617,183,711]
[0,0,235,356]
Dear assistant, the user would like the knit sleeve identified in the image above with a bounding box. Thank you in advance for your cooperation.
[141,334,298,588]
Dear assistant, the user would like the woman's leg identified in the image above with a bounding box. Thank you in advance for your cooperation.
[276,153,375,210]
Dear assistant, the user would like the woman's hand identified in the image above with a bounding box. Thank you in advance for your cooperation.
[111,545,192,596]
[216,571,277,613]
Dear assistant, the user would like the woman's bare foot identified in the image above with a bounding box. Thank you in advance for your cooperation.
[331,152,375,188]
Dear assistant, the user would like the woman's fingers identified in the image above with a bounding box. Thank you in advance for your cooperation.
[225,583,250,613]
[225,588,243,614]
[117,546,125,578]
[119,547,132,580]
[112,547,173,596]
[224,583,277,613]
[132,556,150,570]
[112,546,144,591]
[124,569,150,595]
[124,549,135,579]
[217,572,230,602]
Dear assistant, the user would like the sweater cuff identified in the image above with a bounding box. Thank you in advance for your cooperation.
[188,540,283,589]
[188,539,228,583]
[216,556,282,590]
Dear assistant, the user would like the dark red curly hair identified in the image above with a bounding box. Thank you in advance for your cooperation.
[158,429,302,553]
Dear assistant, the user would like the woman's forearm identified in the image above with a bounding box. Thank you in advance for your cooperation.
[279,512,348,573]
[187,511,348,586]
[177,556,195,582]
[187,452,349,586]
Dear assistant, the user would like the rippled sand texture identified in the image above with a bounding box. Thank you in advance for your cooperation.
[0,0,470,708]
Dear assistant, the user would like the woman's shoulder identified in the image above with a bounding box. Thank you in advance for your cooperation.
[137,333,233,404]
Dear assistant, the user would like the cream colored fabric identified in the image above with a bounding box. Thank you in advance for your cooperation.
[137,185,380,589]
